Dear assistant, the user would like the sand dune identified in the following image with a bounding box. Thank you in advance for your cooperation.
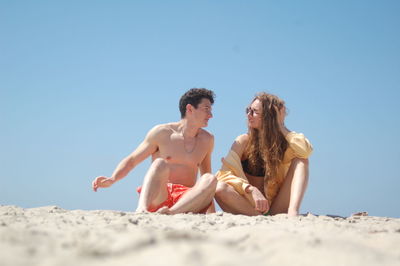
[1,205,399,266]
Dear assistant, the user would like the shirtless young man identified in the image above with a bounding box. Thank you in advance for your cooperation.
[92,88,217,214]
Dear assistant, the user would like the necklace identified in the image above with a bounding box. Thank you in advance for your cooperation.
[182,133,198,153]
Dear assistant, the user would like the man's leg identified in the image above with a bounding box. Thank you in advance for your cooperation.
[269,158,309,216]
[136,158,170,212]
[215,181,261,216]
[205,200,216,214]
[165,173,217,214]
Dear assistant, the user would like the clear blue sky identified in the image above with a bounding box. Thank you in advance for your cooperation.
[1,1,399,217]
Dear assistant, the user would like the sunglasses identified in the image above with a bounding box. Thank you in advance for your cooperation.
[246,107,259,116]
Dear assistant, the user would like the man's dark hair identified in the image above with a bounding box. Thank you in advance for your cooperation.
[179,88,215,118]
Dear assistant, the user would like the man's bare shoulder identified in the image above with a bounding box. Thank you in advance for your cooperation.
[146,123,175,139]
[198,128,214,142]
[152,123,175,132]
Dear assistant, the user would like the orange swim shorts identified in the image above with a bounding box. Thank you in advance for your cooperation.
[136,183,210,213]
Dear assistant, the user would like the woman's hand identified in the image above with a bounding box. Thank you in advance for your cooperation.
[248,186,270,214]
[275,105,286,126]
[92,176,114,192]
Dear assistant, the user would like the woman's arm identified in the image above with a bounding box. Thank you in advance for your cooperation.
[276,106,313,158]
[230,134,248,159]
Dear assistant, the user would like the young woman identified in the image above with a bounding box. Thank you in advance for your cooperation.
[215,92,313,216]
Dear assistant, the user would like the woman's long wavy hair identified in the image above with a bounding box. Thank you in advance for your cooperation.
[244,92,288,181]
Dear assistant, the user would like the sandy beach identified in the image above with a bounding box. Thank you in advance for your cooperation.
[1,205,399,266]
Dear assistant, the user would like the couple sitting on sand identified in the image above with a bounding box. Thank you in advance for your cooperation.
[92,88,312,216]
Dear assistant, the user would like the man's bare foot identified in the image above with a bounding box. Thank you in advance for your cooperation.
[135,207,149,213]
[157,206,173,215]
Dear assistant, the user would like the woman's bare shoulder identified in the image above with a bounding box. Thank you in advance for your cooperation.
[230,133,249,157]
[235,133,249,143]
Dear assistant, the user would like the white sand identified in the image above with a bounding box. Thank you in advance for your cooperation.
[1,205,399,266]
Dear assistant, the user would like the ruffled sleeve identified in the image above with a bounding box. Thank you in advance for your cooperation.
[215,170,249,195]
[215,150,250,194]
[285,131,313,158]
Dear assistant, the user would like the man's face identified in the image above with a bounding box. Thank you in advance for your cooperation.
[192,98,213,127]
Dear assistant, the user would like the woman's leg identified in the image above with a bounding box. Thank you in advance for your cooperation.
[269,158,309,216]
[215,181,261,216]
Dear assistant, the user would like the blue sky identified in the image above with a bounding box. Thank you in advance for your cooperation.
[1,0,399,217]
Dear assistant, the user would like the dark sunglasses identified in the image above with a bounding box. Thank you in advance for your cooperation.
[246,107,258,116]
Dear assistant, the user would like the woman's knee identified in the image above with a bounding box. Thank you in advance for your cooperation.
[291,158,309,181]
[216,181,228,194]
[292,158,309,167]
[215,181,233,199]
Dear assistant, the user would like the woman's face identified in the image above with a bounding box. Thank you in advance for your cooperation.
[247,99,263,129]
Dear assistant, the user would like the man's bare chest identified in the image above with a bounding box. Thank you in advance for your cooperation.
[157,134,208,165]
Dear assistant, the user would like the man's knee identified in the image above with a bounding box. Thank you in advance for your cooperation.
[151,158,169,175]
[199,173,217,190]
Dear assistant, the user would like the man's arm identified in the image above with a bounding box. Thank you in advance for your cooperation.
[199,134,214,175]
[92,126,160,192]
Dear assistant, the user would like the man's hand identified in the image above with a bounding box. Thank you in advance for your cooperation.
[249,186,270,214]
[92,176,114,192]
